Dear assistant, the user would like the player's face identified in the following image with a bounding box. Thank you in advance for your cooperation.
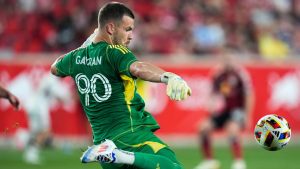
[112,15,134,47]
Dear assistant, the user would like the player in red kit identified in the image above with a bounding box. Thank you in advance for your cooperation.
[194,57,253,169]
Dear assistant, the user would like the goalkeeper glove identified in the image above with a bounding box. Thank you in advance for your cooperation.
[161,72,192,101]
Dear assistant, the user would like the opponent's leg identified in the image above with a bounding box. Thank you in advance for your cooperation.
[226,109,246,169]
[24,135,40,164]
[225,121,246,169]
[194,118,220,169]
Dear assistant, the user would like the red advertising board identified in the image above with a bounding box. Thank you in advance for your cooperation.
[148,65,300,136]
[0,61,300,137]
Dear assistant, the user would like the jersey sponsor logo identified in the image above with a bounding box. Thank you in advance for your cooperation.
[109,45,130,54]
[75,73,112,106]
[75,55,102,66]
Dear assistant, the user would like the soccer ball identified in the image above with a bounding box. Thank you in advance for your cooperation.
[254,114,291,151]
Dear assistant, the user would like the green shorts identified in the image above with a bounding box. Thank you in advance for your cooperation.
[100,128,181,169]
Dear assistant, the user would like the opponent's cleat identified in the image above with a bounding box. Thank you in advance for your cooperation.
[24,146,40,165]
[231,159,246,169]
[80,139,117,163]
[194,159,220,169]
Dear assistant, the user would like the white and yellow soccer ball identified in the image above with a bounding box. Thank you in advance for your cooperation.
[254,114,291,151]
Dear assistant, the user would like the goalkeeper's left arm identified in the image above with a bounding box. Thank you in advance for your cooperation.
[80,28,98,48]
[51,29,98,77]
[130,61,191,101]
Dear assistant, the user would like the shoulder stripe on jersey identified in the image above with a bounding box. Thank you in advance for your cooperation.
[109,45,130,54]
[116,46,126,54]
[117,45,130,53]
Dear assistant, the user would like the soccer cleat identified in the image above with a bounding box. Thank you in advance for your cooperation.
[194,159,220,169]
[80,139,117,163]
[231,159,246,169]
[24,146,41,165]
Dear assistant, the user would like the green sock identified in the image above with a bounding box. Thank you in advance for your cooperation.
[133,152,182,169]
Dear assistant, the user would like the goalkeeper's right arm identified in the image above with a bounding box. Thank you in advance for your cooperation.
[130,61,191,101]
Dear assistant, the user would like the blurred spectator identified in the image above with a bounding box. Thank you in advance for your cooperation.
[292,25,300,55]
[0,0,299,58]
[190,9,225,55]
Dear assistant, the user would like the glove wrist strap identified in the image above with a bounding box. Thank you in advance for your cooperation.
[161,72,180,84]
[161,73,169,84]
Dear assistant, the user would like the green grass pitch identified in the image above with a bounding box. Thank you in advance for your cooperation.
[0,145,299,169]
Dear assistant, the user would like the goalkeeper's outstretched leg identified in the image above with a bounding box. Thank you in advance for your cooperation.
[81,139,182,169]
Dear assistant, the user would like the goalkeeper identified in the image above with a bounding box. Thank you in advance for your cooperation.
[51,2,191,169]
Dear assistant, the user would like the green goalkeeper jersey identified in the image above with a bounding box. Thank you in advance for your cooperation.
[55,41,160,144]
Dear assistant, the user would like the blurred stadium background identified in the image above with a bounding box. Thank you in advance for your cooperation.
[0,0,300,169]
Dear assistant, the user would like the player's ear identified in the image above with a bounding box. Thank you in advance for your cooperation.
[106,23,115,35]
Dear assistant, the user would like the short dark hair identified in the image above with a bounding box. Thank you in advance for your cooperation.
[98,2,135,28]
